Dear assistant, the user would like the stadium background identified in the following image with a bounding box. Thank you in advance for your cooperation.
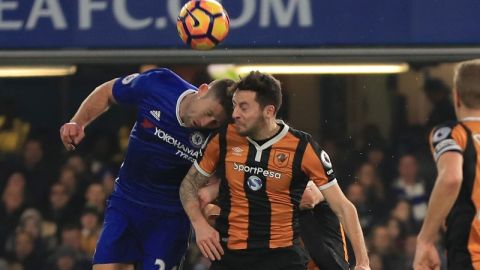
[1,0,480,269]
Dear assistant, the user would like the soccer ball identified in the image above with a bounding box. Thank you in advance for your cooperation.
[177,0,230,50]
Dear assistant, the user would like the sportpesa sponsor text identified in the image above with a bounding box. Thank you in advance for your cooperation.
[233,163,282,179]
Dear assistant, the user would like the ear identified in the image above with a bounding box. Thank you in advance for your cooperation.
[197,84,209,97]
[453,88,461,108]
[263,105,276,118]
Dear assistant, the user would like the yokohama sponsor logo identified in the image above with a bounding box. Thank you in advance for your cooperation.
[154,127,199,158]
[233,162,282,179]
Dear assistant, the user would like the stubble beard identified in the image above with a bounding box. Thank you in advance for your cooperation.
[236,115,265,138]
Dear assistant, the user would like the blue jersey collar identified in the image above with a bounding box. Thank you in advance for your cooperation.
[176,89,197,127]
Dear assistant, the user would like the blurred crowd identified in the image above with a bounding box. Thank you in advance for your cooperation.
[0,134,118,270]
[0,77,454,270]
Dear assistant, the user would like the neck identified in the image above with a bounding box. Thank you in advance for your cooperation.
[457,107,480,120]
[251,119,280,141]
[178,92,195,122]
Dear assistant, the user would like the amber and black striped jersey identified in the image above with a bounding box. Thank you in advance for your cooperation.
[195,122,337,250]
[430,118,480,267]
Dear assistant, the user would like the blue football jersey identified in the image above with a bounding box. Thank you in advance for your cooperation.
[111,68,210,212]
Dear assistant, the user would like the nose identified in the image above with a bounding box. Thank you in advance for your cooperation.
[232,107,240,119]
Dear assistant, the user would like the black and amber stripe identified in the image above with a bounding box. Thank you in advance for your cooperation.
[245,142,272,249]
[289,129,310,244]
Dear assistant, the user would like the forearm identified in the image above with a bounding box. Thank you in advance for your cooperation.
[198,180,220,207]
[418,176,461,243]
[70,80,116,127]
[180,166,211,228]
[337,201,369,266]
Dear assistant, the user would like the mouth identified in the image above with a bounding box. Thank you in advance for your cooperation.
[234,121,244,129]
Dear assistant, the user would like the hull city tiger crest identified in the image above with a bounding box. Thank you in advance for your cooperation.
[273,150,290,167]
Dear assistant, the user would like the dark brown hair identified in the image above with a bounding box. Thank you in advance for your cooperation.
[208,78,236,117]
[233,71,282,114]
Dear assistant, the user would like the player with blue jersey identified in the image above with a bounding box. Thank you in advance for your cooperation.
[59,68,235,270]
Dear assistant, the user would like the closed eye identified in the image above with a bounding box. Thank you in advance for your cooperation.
[240,104,248,111]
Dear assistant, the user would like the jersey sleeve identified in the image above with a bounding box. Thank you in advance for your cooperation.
[194,133,220,177]
[112,72,146,105]
[430,123,466,162]
[301,139,337,190]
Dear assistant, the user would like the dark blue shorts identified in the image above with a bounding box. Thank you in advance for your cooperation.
[92,196,190,270]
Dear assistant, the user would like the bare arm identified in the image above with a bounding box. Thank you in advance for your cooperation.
[414,152,463,269]
[180,165,212,226]
[180,165,224,260]
[60,79,117,150]
[322,184,369,269]
[198,179,220,209]
[417,152,463,242]
[70,79,117,127]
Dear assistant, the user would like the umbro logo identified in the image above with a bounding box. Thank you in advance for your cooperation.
[150,110,161,121]
[232,146,243,156]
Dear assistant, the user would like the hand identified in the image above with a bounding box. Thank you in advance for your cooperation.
[413,240,441,270]
[60,122,84,151]
[202,204,220,226]
[193,220,224,261]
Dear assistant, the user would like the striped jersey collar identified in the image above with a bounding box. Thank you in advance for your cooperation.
[247,120,289,150]
[462,117,480,122]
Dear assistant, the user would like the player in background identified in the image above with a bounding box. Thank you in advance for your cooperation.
[414,59,480,270]
[299,181,354,270]
[60,68,234,270]
[180,71,369,270]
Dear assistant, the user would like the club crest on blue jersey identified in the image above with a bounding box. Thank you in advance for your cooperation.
[190,131,205,147]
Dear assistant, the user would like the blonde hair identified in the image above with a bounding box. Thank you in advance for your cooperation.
[454,59,480,109]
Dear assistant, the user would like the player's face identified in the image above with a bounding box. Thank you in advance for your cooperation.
[185,91,227,130]
[232,90,265,137]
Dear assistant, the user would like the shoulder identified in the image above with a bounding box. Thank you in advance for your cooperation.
[287,125,313,142]
[203,124,229,145]
[286,126,330,163]
[139,68,180,80]
[430,121,464,144]
[430,121,465,160]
